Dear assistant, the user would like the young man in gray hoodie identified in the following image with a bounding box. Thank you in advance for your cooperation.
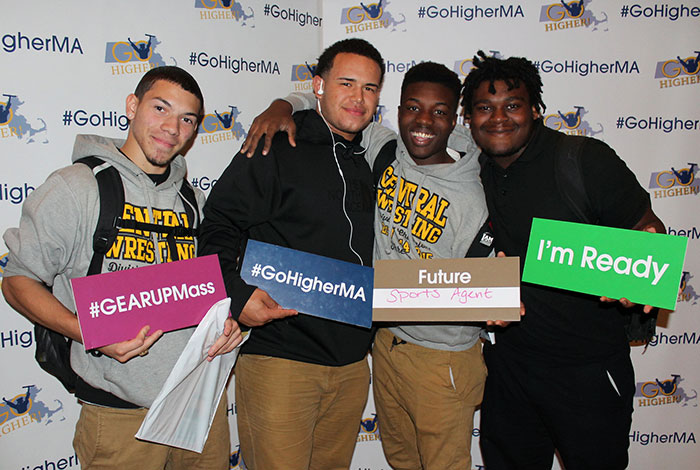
[242,62,492,470]
[2,66,241,470]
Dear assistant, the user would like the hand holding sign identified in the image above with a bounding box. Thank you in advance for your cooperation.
[599,225,659,314]
[97,325,163,363]
[239,288,298,327]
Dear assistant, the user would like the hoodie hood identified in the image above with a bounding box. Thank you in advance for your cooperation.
[394,123,482,183]
[71,134,189,189]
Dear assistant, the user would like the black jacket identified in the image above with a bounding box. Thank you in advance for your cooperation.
[199,110,375,366]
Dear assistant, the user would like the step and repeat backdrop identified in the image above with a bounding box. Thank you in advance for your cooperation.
[1,1,698,469]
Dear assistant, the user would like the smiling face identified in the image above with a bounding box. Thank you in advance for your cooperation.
[467,79,539,168]
[312,52,382,141]
[398,81,458,165]
[121,79,201,174]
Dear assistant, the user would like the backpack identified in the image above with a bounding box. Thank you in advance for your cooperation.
[550,134,658,343]
[34,156,199,392]
[372,140,494,259]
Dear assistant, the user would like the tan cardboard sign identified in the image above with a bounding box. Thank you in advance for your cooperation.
[373,257,521,322]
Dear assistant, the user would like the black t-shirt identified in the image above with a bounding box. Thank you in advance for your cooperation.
[480,120,650,364]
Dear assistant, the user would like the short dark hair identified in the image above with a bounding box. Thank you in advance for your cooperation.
[401,62,461,108]
[134,66,204,116]
[315,38,385,85]
[461,51,546,115]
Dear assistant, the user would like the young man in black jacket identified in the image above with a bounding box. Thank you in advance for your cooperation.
[198,38,384,470]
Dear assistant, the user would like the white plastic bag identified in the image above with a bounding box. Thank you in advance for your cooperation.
[136,297,248,452]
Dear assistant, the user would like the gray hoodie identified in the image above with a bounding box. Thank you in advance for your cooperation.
[287,93,489,351]
[374,131,489,351]
[3,134,206,407]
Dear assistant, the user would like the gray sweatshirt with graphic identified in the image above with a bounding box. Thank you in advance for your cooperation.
[3,134,206,407]
[286,93,489,351]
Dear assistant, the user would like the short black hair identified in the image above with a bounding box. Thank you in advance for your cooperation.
[134,66,204,117]
[461,51,546,115]
[401,62,461,108]
[316,38,385,85]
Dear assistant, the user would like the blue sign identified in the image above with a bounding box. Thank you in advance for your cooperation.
[240,240,373,328]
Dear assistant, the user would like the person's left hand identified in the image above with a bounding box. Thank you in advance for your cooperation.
[206,317,243,361]
[599,296,654,314]
[602,224,659,314]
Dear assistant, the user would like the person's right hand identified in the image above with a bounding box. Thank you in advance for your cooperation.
[240,100,297,157]
[98,325,163,363]
[239,288,298,327]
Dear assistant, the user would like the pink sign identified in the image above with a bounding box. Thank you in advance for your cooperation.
[71,255,226,350]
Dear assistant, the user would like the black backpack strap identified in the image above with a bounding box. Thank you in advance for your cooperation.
[552,133,657,342]
[373,140,398,189]
[553,134,596,224]
[178,179,200,232]
[35,156,123,394]
[116,219,196,238]
[78,157,200,264]
[162,179,199,262]
[75,156,125,276]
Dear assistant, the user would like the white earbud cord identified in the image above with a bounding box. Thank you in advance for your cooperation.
[316,98,365,266]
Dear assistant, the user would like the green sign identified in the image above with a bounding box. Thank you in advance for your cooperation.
[522,218,688,310]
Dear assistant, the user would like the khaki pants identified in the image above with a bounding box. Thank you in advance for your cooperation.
[372,328,487,470]
[73,396,229,470]
[235,354,370,470]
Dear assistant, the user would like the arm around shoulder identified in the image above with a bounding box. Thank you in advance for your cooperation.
[240,89,317,157]
[240,99,297,157]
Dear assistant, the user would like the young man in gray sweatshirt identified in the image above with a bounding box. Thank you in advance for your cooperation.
[2,66,241,470]
[242,62,492,470]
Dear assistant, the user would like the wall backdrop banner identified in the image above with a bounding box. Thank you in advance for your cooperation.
[1,1,697,469]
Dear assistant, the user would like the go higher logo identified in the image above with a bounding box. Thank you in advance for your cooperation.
[0,93,48,143]
[544,105,603,137]
[635,374,697,408]
[340,0,406,35]
[230,444,248,469]
[679,271,699,304]
[198,105,247,145]
[357,413,381,442]
[453,50,503,78]
[654,50,700,89]
[104,33,174,76]
[0,384,65,438]
[648,162,699,199]
[539,0,608,32]
[194,0,254,24]
[0,252,8,283]
[373,104,394,131]
[290,62,316,92]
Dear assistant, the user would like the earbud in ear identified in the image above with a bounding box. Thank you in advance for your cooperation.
[318,80,324,95]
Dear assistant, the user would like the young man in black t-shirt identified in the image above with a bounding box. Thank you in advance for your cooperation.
[461,51,665,470]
